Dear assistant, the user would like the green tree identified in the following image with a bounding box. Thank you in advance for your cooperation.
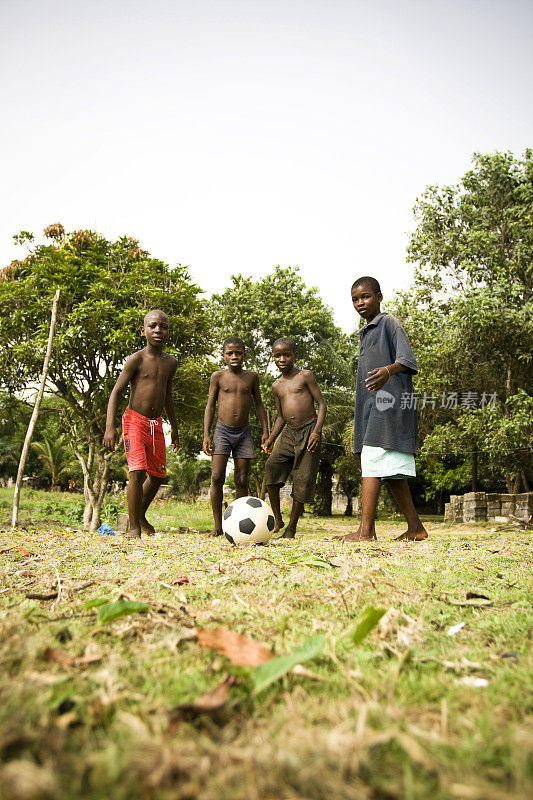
[210,267,355,505]
[31,434,76,490]
[398,150,533,495]
[0,225,212,529]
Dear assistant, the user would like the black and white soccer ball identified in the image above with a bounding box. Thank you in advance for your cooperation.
[222,496,276,545]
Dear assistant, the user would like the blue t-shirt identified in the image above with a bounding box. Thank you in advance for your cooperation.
[353,313,418,454]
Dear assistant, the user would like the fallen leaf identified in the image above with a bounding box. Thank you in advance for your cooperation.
[44,645,103,669]
[343,605,387,646]
[97,599,150,623]
[196,626,273,666]
[252,634,325,693]
[465,591,491,601]
[172,576,190,585]
[171,674,236,717]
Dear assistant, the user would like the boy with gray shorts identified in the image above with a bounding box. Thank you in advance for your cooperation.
[203,337,268,536]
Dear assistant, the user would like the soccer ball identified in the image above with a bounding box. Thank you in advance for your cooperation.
[222,496,276,546]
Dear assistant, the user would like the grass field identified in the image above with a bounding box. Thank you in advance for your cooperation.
[0,488,531,800]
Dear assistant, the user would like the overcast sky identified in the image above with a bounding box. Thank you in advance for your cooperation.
[1,0,531,331]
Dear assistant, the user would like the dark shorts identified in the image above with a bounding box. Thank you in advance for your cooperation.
[265,419,320,504]
[212,421,255,459]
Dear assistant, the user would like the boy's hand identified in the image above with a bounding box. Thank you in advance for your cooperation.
[103,427,118,451]
[261,437,273,454]
[203,436,212,456]
[171,429,180,453]
[307,430,321,452]
[261,432,269,450]
[365,367,390,391]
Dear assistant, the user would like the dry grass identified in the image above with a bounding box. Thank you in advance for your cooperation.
[0,492,531,799]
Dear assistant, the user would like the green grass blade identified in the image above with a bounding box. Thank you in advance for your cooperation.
[97,599,150,624]
[345,605,387,646]
[252,634,325,693]
[85,597,109,609]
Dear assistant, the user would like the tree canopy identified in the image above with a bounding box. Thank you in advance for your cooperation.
[395,150,533,497]
[0,225,212,527]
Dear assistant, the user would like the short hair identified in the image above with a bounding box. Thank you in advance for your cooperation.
[351,276,381,294]
[272,337,296,353]
[222,336,245,353]
[143,309,169,325]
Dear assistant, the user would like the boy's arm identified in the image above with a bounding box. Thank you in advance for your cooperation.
[164,360,179,452]
[305,371,327,452]
[203,372,219,456]
[366,321,417,391]
[261,386,285,453]
[251,373,269,446]
[103,355,139,451]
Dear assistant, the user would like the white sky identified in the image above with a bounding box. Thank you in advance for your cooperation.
[1,0,531,331]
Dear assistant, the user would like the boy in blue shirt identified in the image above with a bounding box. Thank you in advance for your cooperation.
[344,276,428,543]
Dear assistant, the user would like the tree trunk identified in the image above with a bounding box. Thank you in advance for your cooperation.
[344,495,353,516]
[317,458,333,516]
[74,439,111,531]
[505,472,514,493]
[521,471,530,492]
[260,473,267,501]
[12,290,60,529]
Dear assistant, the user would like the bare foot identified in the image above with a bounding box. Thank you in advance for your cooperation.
[394,529,428,541]
[140,516,155,535]
[281,527,296,539]
[341,530,377,542]
[207,528,223,537]
[273,517,285,534]
[127,528,142,539]
[334,523,376,542]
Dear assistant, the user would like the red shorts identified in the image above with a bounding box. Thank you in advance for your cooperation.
[122,408,167,477]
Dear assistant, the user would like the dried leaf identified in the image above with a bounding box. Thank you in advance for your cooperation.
[171,675,236,717]
[196,626,273,667]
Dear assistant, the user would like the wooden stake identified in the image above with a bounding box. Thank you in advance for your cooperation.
[12,290,60,529]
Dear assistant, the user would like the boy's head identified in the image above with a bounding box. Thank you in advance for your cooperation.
[272,338,296,374]
[223,337,245,370]
[142,309,170,346]
[351,277,382,322]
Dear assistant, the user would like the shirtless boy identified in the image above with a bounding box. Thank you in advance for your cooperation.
[262,338,327,539]
[203,337,268,536]
[103,310,179,539]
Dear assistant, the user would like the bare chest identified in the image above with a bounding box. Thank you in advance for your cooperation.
[219,375,253,396]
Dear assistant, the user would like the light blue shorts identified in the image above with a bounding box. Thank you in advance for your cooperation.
[361,445,416,479]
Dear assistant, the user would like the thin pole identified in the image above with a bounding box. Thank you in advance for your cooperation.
[12,290,60,529]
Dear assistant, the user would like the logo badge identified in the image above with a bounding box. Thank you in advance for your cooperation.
[376,390,395,411]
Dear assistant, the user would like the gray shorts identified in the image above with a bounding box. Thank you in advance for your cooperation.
[212,421,255,459]
[265,419,320,504]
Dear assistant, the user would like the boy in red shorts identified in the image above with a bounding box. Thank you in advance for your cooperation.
[104,310,179,538]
